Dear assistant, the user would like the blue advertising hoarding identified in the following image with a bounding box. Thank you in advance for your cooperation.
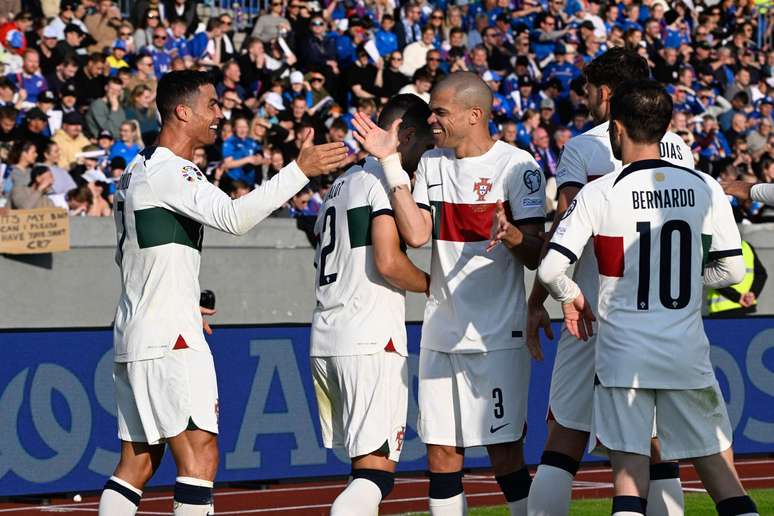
[0,318,773,496]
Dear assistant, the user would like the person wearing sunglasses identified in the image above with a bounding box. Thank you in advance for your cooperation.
[251,0,292,43]
[133,8,161,50]
[146,27,174,78]
[374,51,409,100]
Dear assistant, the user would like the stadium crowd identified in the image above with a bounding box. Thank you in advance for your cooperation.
[0,0,773,230]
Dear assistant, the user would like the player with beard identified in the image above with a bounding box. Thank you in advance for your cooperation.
[538,78,758,516]
[526,48,694,516]
[100,70,347,516]
[354,72,545,516]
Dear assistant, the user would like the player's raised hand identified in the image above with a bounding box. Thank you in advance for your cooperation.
[720,179,753,201]
[526,303,554,360]
[562,293,595,342]
[487,200,522,251]
[296,128,349,177]
[352,112,400,159]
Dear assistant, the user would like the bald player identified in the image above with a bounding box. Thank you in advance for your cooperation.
[354,72,546,516]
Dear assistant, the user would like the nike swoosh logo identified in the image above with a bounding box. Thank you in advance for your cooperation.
[490,423,510,433]
[427,183,442,188]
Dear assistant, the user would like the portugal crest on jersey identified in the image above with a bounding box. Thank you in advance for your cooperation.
[474,177,493,201]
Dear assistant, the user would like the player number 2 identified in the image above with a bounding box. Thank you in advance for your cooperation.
[635,220,691,310]
[492,388,504,419]
[318,206,338,286]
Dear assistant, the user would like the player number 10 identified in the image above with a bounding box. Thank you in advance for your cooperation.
[635,220,692,311]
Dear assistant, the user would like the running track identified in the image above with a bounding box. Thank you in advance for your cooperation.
[1,458,771,515]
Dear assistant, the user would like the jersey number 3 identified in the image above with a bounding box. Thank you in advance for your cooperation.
[636,220,691,310]
[318,206,338,286]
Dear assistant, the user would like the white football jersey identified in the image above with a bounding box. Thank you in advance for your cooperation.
[549,159,742,389]
[310,158,408,357]
[413,141,546,353]
[554,121,695,311]
[113,146,308,362]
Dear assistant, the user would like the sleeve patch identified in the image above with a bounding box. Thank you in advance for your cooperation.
[181,165,206,183]
[523,169,542,194]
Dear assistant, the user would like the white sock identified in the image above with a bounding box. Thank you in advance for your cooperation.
[527,464,574,516]
[507,498,528,516]
[330,477,383,516]
[174,477,214,516]
[99,476,142,516]
[647,478,684,516]
[429,492,468,516]
[613,512,645,516]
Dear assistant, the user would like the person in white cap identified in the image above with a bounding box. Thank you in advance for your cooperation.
[261,91,285,124]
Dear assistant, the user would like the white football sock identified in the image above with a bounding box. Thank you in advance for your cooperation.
[330,477,383,516]
[527,464,574,516]
[429,492,468,516]
[98,476,142,516]
[647,478,684,516]
[173,477,214,516]
[614,512,646,516]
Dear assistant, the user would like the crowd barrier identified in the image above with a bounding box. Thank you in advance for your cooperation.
[1,318,773,496]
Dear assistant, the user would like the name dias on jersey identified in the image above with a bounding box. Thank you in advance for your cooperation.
[632,187,696,210]
[660,141,685,162]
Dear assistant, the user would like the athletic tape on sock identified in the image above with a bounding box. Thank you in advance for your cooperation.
[104,477,142,507]
[174,478,213,505]
[428,470,464,500]
[649,462,680,480]
[612,496,647,515]
[540,450,580,476]
[351,469,395,499]
[717,495,759,516]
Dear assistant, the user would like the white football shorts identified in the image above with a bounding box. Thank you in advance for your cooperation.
[547,325,597,432]
[418,348,530,447]
[114,346,219,445]
[591,381,733,461]
[311,351,408,462]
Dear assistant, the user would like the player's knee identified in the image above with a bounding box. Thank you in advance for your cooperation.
[427,445,463,472]
[115,455,154,487]
[487,441,524,474]
[352,469,395,499]
[545,422,588,461]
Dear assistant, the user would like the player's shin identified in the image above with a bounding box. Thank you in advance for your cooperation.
[428,471,467,516]
[496,466,532,516]
[173,477,214,515]
[330,469,394,516]
[98,476,143,516]
[646,462,684,516]
[527,451,579,516]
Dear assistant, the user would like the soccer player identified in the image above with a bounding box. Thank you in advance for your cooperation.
[311,94,433,516]
[101,70,347,516]
[354,72,545,516]
[721,179,774,206]
[538,79,758,516]
[526,48,694,516]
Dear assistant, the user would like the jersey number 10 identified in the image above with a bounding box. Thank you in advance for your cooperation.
[635,220,691,311]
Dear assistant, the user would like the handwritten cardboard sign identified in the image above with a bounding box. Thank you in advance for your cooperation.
[0,208,70,254]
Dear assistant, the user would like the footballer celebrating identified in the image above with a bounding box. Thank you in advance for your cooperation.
[538,79,758,516]
[526,48,694,516]
[101,70,347,516]
[310,94,433,515]
[355,72,545,516]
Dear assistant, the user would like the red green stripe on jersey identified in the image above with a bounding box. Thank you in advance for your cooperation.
[430,200,511,242]
[593,235,625,277]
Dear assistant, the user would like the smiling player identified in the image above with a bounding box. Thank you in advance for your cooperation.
[100,70,347,516]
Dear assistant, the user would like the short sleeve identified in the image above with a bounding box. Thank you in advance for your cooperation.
[505,156,546,226]
[555,139,587,190]
[706,180,742,260]
[363,164,394,217]
[548,185,598,264]
[413,155,430,212]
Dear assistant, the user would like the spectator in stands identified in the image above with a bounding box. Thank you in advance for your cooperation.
[7,48,48,105]
[45,0,80,41]
[66,182,93,215]
[399,68,433,103]
[109,120,143,164]
[252,0,291,43]
[415,48,446,87]
[133,8,161,50]
[375,50,409,100]
[0,105,20,142]
[346,44,379,100]
[222,115,263,186]
[86,77,126,139]
[7,141,39,208]
[124,84,159,145]
[401,25,436,78]
[0,11,32,56]
[395,2,423,49]
[74,53,108,108]
[85,0,122,53]
[146,27,174,78]
[12,164,56,209]
[52,111,89,169]
[166,0,199,36]
[41,140,76,196]
[19,107,49,156]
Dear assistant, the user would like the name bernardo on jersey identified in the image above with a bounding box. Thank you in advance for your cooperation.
[632,187,696,210]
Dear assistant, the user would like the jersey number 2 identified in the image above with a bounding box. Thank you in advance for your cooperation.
[636,220,691,310]
[318,206,338,286]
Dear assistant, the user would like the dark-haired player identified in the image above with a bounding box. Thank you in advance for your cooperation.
[539,79,758,516]
[526,48,694,516]
[100,70,348,516]
[311,94,433,515]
